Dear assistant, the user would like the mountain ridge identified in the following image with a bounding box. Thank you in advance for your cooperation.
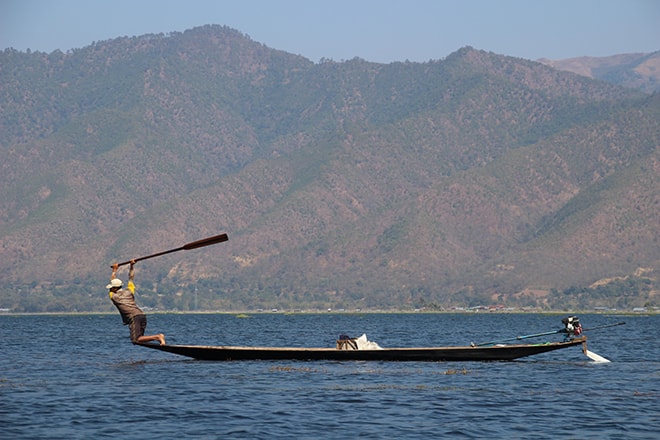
[538,51,660,93]
[1,25,658,312]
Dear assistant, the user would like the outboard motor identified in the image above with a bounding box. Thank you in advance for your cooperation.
[562,316,583,338]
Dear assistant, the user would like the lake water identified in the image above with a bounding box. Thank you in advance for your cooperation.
[1,313,657,439]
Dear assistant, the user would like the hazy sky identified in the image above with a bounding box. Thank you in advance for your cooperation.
[1,0,658,63]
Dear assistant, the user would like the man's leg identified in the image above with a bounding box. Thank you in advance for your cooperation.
[137,334,166,345]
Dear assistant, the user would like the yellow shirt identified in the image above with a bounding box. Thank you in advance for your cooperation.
[109,281,134,298]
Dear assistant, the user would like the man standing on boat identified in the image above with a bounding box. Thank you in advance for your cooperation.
[108,260,166,345]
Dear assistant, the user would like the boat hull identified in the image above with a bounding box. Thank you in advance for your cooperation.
[139,336,587,362]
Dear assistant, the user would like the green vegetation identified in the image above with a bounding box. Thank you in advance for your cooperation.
[0,26,658,313]
[549,277,656,310]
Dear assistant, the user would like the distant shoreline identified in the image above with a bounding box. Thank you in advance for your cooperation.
[1,309,656,316]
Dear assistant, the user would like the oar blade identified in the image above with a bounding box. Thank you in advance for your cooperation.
[183,233,229,250]
[585,349,610,363]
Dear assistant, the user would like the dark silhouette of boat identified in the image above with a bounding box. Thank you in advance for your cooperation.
[139,336,588,362]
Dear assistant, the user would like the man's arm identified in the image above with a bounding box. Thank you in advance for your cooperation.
[127,260,136,294]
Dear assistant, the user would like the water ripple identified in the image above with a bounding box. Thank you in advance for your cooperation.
[1,313,657,439]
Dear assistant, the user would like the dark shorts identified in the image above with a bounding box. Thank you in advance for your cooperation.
[128,314,147,343]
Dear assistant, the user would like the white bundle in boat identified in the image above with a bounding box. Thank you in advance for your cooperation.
[355,334,383,350]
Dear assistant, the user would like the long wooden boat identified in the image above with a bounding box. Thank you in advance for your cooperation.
[138,335,588,362]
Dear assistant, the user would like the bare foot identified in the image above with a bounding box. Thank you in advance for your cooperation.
[158,334,166,345]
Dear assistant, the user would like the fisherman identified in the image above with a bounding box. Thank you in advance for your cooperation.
[108,260,166,345]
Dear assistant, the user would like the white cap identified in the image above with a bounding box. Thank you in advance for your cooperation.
[106,278,123,289]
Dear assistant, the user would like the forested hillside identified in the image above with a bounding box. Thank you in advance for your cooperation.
[1,25,658,312]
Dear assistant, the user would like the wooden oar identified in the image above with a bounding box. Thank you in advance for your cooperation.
[473,321,626,347]
[472,329,563,347]
[582,321,625,332]
[113,233,229,267]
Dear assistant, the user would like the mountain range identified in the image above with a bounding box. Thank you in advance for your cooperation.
[1,25,658,312]
[539,51,660,94]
